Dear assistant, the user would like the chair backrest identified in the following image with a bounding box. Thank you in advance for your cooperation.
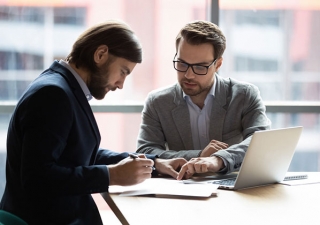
[0,210,28,225]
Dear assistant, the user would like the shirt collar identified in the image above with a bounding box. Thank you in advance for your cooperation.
[59,60,93,101]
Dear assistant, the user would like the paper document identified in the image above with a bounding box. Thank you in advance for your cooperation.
[109,178,219,198]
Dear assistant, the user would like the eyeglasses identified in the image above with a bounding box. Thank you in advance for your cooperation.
[173,53,217,75]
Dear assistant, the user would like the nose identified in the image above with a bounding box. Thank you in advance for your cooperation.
[184,67,196,79]
[117,83,123,89]
[116,77,126,89]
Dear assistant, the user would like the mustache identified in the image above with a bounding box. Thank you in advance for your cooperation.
[182,78,198,84]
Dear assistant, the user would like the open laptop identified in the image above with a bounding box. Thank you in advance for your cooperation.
[199,126,303,190]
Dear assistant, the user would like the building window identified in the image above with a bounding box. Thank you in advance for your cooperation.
[0,80,30,101]
[0,6,44,23]
[235,10,280,27]
[0,51,43,70]
[235,56,279,72]
[54,7,86,26]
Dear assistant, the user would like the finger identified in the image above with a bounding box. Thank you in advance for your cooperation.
[217,142,228,149]
[177,164,189,180]
[194,162,207,173]
[179,163,195,179]
[210,140,229,148]
[136,158,154,168]
[172,158,188,170]
[200,163,208,172]
[137,165,153,175]
[184,171,194,179]
[137,154,147,159]
[178,158,188,166]
[212,143,223,150]
[211,143,226,151]
[194,163,202,173]
[186,163,195,174]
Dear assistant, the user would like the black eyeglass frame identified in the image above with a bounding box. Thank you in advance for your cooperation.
[172,53,217,75]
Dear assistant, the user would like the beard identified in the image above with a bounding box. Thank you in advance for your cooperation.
[88,61,113,100]
[180,78,212,97]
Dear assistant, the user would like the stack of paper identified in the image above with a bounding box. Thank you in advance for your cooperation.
[109,178,219,198]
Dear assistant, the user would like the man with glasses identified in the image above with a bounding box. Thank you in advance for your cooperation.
[136,20,270,179]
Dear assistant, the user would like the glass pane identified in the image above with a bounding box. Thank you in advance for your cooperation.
[219,0,320,101]
[0,113,11,197]
[267,112,320,171]
[0,0,210,105]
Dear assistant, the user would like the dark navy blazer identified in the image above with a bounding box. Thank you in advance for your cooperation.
[0,61,152,224]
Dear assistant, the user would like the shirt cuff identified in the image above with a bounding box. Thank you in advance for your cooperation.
[216,156,228,172]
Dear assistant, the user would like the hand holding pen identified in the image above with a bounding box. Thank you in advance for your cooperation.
[128,153,156,171]
[108,153,155,186]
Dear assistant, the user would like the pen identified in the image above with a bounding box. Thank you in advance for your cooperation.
[129,153,156,170]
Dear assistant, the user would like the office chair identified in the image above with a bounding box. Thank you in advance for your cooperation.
[0,210,28,225]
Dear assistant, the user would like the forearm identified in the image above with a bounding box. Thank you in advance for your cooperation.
[137,146,200,160]
[95,149,129,165]
[213,135,252,173]
[22,162,110,196]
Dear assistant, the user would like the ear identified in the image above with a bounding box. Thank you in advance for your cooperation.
[94,45,109,64]
[215,57,223,71]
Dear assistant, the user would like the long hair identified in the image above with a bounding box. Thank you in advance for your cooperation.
[66,20,142,72]
[175,20,226,60]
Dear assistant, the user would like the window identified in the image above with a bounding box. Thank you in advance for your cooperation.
[54,7,86,25]
[235,56,279,72]
[0,6,44,23]
[220,0,320,171]
[0,51,43,70]
[235,10,280,27]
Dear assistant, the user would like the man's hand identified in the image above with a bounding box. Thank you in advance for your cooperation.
[176,156,224,180]
[200,140,228,157]
[108,155,154,186]
[154,158,188,178]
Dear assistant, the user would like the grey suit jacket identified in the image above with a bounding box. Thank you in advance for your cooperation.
[136,74,271,173]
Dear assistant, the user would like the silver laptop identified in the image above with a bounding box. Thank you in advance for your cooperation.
[212,126,303,190]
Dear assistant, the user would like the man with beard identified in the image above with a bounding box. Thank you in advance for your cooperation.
[0,20,187,225]
[136,20,270,179]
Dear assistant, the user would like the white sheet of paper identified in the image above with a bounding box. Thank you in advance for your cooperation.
[280,177,320,186]
[109,178,219,198]
[279,172,320,186]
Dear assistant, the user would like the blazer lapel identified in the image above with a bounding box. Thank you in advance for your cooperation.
[172,84,194,149]
[49,61,101,145]
[209,74,229,141]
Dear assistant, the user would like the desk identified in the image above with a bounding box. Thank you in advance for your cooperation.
[104,172,320,225]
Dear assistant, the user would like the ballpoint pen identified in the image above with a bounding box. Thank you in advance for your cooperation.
[128,153,156,170]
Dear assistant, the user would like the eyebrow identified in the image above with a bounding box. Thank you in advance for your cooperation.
[177,57,213,65]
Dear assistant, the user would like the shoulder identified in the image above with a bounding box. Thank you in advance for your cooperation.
[219,76,259,95]
[143,83,183,110]
[20,71,72,106]
[147,83,180,100]
[28,61,77,94]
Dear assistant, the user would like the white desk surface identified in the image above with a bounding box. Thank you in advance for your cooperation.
[105,172,320,225]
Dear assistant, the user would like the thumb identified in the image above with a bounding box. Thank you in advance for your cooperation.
[137,154,147,159]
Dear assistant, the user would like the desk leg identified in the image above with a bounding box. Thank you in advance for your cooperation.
[100,192,129,225]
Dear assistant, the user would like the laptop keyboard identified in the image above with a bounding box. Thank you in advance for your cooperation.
[211,178,236,186]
